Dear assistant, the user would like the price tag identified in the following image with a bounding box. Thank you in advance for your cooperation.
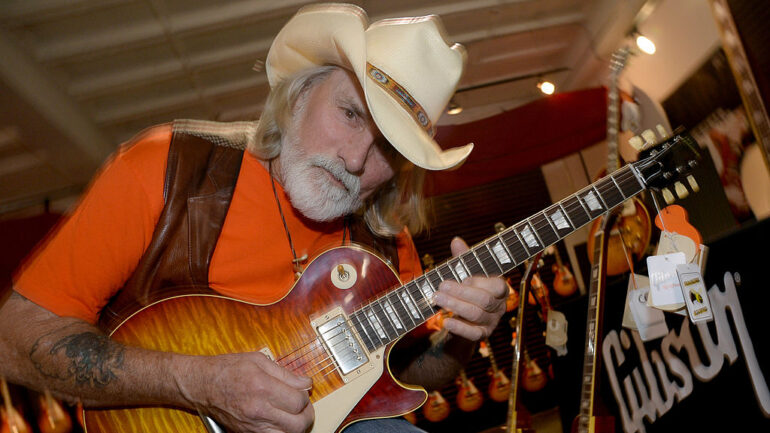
[676,263,713,323]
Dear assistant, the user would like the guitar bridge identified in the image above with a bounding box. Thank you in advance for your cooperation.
[311,307,372,381]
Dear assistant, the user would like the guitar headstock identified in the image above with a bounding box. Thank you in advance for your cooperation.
[630,126,701,203]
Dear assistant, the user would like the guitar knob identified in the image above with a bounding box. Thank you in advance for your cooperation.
[641,129,657,147]
[674,181,689,199]
[687,175,700,192]
[662,188,675,204]
[628,135,644,151]
[656,124,668,140]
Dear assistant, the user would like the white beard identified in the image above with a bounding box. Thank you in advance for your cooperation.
[278,131,363,222]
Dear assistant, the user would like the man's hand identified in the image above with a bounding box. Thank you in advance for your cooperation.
[433,237,508,341]
[182,352,314,433]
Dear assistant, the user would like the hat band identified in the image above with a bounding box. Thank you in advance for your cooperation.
[366,63,435,137]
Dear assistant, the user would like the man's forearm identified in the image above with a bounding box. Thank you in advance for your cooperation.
[0,292,194,409]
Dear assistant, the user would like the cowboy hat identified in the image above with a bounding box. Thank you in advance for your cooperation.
[265,3,473,171]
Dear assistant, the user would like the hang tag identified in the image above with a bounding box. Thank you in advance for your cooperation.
[629,287,669,341]
[622,274,648,329]
[647,252,686,310]
[545,309,568,356]
[676,263,713,323]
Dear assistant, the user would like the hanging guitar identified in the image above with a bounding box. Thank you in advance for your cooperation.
[36,389,72,433]
[422,391,450,423]
[1,378,32,433]
[455,369,484,412]
[571,207,619,433]
[547,245,577,297]
[84,130,701,433]
[587,47,652,276]
[505,257,538,433]
[479,339,511,403]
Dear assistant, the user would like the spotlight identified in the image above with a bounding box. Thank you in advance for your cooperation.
[538,80,555,95]
[635,34,656,54]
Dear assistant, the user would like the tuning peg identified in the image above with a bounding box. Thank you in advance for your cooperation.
[641,129,657,147]
[656,124,669,140]
[628,135,644,151]
[674,181,689,199]
[687,175,700,192]
[662,188,675,204]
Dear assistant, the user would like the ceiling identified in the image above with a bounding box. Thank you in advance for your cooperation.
[0,0,653,215]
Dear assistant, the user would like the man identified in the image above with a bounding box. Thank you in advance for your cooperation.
[0,4,507,433]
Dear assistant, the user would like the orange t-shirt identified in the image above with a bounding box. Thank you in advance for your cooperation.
[14,124,423,324]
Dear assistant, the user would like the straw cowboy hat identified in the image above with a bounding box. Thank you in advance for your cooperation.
[265,3,473,170]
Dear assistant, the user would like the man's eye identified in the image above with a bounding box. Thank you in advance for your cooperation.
[344,109,356,119]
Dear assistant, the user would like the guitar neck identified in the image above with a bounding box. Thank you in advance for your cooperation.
[606,47,629,173]
[575,211,617,433]
[349,164,646,353]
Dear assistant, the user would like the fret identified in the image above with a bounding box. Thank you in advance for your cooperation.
[544,203,574,239]
[462,250,485,277]
[405,280,434,319]
[371,299,397,340]
[351,311,376,351]
[580,186,606,218]
[356,309,383,348]
[615,166,644,198]
[415,276,436,306]
[609,175,627,200]
[468,248,489,277]
[437,262,457,282]
[490,235,515,274]
[530,212,559,247]
[478,242,504,275]
[595,177,624,210]
[514,221,541,256]
[426,270,443,293]
[561,195,590,228]
[500,228,528,263]
[384,292,409,331]
[452,256,471,281]
[399,288,423,321]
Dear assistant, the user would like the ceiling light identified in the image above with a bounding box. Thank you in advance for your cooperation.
[538,80,555,95]
[447,99,463,115]
[635,34,656,55]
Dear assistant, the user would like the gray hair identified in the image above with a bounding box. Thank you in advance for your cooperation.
[250,65,429,237]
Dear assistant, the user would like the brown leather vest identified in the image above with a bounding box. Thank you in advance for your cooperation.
[97,120,399,332]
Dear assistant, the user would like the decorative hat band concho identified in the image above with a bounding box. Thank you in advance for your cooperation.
[366,63,435,137]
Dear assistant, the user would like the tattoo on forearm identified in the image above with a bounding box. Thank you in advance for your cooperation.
[30,327,125,388]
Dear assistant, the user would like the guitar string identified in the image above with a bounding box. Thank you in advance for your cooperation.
[276,167,644,378]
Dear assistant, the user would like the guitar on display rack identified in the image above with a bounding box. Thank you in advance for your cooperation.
[455,369,484,412]
[571,208,618,433]
[422,390,450,423]
[587,46,652,276]
[547,245,577,297]
[83,128,701,433]
[479,339,511,403]
[1,377,32,433]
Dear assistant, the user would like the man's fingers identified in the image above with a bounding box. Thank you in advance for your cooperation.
[450,237,470,257]
[255,353,313,390]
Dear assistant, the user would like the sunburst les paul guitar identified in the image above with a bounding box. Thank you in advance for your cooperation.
[83,132,700,433]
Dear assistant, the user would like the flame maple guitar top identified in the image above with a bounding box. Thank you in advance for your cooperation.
[83,246,426,433]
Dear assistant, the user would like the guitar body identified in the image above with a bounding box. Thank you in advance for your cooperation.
[488,370,511,403]
[551,264,577,297]
[83,246,426,433]
[38,392,72,433]
[587,197,651,275]
[455,377,483,412]
[521,358,547,393]
[422,391,450,422]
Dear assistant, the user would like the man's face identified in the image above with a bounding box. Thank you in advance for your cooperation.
[278,68,398,222]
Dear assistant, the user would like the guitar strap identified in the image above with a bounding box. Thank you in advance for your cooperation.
[97,119,399,332]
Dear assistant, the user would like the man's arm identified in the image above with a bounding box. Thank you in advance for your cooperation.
[391,237,508,390]
[0,291,314,433]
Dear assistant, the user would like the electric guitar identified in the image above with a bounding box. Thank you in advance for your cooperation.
[83,130,700,433]
[36,390,72,433]
[422,391,450,422]
[1,378,31,433]
[455,369,483,412]
[479,339,511,403]
[571,207,618,433]
[548,245,577,297]
[588,47,652,276]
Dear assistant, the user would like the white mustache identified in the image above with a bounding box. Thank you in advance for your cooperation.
[309,155,360,196]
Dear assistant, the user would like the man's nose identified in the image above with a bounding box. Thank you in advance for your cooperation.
[339,133,376,174]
